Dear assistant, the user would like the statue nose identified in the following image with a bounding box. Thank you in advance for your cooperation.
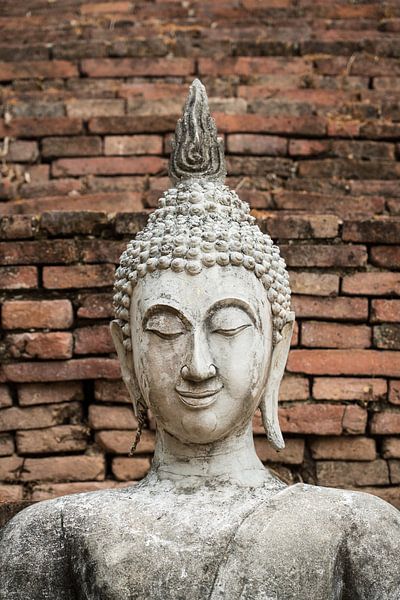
[181,331,217,382]
[181,363,217,382]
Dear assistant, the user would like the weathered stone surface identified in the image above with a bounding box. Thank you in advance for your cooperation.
[1,74,400,600]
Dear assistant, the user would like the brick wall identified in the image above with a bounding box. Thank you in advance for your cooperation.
[0,0,399,508]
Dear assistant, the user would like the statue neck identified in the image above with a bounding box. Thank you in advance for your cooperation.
[150,423,279,488]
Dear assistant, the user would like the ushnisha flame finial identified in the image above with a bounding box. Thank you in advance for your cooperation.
[168,79,226,185]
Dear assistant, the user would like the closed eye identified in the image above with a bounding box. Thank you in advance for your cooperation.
[146,328,185,340]
[212,324,252,337]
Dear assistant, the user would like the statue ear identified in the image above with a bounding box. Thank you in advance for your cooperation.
[259,314,295,451]
[110,320,142,417]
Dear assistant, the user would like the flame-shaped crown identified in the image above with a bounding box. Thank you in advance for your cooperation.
[168,79,226,184]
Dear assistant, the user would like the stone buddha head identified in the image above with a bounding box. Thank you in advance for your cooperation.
[111,80,294,454]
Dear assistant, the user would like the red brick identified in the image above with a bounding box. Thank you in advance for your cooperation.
[0,216,35,240]
[373,324,400,350]
[370,412,400,435]
[89,405,137,430]
[326,119,361,138]
[5,192,143,214]
[80,240,126,263]
[289,272,339,297]
[0,433,14,456]
[351,55,400,77]
[298,159,400,180]
[278,403,345,435]
[80,2,133,13]
[43,264,115,289]
[0,484,23,502]
[0,385,12,409]
[343,405,368,435]
[290,321,299,347]
[389,381,400,405]
[89,115,178,135]
[274,190,385,219]
[81,58,194,77]
[0,240,78,265]
[52,156,166,177]
[382,438,400,459]
[260,214,339,239]
[42,136,102,158]
[74,325,114,355]
[0,402,81,432]
[280,245,367,268]
[114,212,149,235]
[0,118,83,138]
[343,272,400,296]
[313,377,387,402]
[227,134,287,156]
[227,156,292,178]
[40,211,108,236]
[18,382,83,406]
[288,350,400,377]
[279,374,309,401]
[3,359,120,383]
[331,140,395,161]
[104,135,163,155]
[0,43,49,61]
[291,296,368,321]
[0,455,105,482]
[0,266,37,289]
[95,429,155,454]
[389,461,400,484]
[6,332,73,360]
[254,437,304,464]
[2,299,73,330]
[371,300,400,323]
[65,99,125,119]
[301,322,371,349]
[117,82,187,101]
[288,139,328,157]
[199,57,311,77]
[77,293,114,319]
[317,460,389,487]
[371,247,400,269]
[94,380,130,404]
[30,480,131,501]
[374,78,400,90]
[18,179,82,200]
[360,121,400,140]
[16,425,88,454]
[112,457,151,481]
[6,140,39,162]
[25,164,50,182]
[0,60,78,81]
[310,437,376,461]
[343,219,400,244]
[215,113,326,136]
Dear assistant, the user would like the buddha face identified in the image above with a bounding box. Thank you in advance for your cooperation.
[129,265,273,444]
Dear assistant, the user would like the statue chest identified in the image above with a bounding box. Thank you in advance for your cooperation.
[65,489,346,600]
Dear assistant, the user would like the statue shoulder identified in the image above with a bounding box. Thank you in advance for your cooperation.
[0,497,73,599]
[294,484,400,599]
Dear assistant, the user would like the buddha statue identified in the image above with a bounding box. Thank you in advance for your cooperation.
[0,80,399,600]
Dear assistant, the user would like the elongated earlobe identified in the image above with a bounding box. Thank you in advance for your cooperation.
[110,320,143,417]
[259,314,295,451]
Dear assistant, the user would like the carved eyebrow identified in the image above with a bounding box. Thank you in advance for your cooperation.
[142,304,191,329]
[206,298,258,326]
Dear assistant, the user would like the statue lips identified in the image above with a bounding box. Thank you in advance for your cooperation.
[175,385,223,409]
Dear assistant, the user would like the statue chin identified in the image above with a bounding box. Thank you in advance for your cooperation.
[1,79,399,600]
[181,411,218,441]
